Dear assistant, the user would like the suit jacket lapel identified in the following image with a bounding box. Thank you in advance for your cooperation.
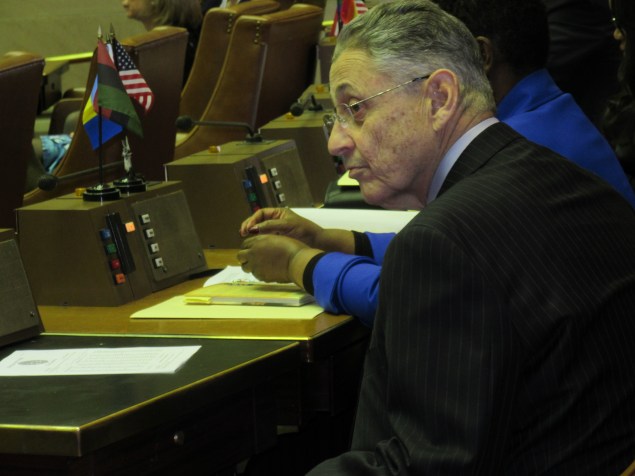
[438,122,522,197]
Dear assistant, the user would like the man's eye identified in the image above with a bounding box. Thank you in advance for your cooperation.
[348,102,368,122]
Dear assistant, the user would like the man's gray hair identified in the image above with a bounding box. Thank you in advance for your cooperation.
[333,0,495,112]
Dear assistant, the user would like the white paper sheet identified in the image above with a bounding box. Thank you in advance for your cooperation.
[204,266,262,287]
[292,207,418,233]
[0,346,201,376]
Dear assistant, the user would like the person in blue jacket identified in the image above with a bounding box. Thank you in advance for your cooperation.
[436,0,635,204]
[237,0,635,326]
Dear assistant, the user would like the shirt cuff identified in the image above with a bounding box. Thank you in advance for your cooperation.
[302,252,327,295]
[353,231,373,258]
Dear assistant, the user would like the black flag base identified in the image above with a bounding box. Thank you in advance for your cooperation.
[83,183,121,202]
[114,173,147,194]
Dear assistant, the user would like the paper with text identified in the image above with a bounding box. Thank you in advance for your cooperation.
[0,346,201,376]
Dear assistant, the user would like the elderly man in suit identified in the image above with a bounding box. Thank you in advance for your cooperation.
[238,0,635,328]
[238,1,635,473]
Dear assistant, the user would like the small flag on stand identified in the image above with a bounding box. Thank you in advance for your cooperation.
[330,0,368,36]
[82,29,142,150]
[110,36,154,113]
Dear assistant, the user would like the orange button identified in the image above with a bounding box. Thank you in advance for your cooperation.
[114,273,126,284]
[125,221,136,233]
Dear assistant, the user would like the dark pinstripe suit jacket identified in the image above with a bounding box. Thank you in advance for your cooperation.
[308,123,635,475]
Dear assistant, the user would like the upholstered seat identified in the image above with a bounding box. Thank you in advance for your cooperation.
[23,26,188,206]
[180,0,281,122]
[174,3,324,159]
[0,51,44,228]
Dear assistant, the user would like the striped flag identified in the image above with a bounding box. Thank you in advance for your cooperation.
[354,0,368,15]
[330,0,368,36]
[82,38,142,149]
[110,38,154,113]
[95,39,142,136]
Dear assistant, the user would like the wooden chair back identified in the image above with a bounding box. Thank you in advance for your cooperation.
[0,51,44,226]
[123,26,189,180]
[277,0,326,10]
[174,3,324,159]
[180,0,281,122]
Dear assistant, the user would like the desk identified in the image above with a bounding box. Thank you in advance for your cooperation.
[39,250,370,474]
[0,334,298,475]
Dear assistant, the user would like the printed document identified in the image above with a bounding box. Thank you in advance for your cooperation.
[0,346,201,376]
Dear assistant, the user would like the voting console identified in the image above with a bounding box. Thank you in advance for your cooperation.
[165,139,313,249]
[261,109,339,205]
[16,182,207,307]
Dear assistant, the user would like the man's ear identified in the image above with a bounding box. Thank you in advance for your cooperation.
[425,70,459,131]
[476,36,494,74]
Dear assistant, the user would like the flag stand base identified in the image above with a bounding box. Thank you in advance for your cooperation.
[83,183,121,202]
[114,174,147,194]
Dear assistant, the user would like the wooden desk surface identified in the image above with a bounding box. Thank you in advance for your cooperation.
[39,250,367,362]
[0,335,297,457]
[30,250,368,472]
[0,335,299,475]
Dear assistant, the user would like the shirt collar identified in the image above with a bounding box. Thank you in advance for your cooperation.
[427,117,499,203]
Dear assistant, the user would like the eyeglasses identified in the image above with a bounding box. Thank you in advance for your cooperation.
[323,75,429,130]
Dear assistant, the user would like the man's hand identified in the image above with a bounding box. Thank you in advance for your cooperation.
[239,208,323,248]
[237,234,308,283]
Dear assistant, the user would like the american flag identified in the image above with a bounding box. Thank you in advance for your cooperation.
[111,38,154,113]
[330,0,368,36]
[355,0,368,15]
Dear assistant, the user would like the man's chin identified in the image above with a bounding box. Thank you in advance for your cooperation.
[360,187,416,210]
[359,186,387,208]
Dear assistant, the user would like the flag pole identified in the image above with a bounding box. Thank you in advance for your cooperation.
[82,25,121,202]
[98,26,104,185]
[109,23,147,194]
[98,106,104,185]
